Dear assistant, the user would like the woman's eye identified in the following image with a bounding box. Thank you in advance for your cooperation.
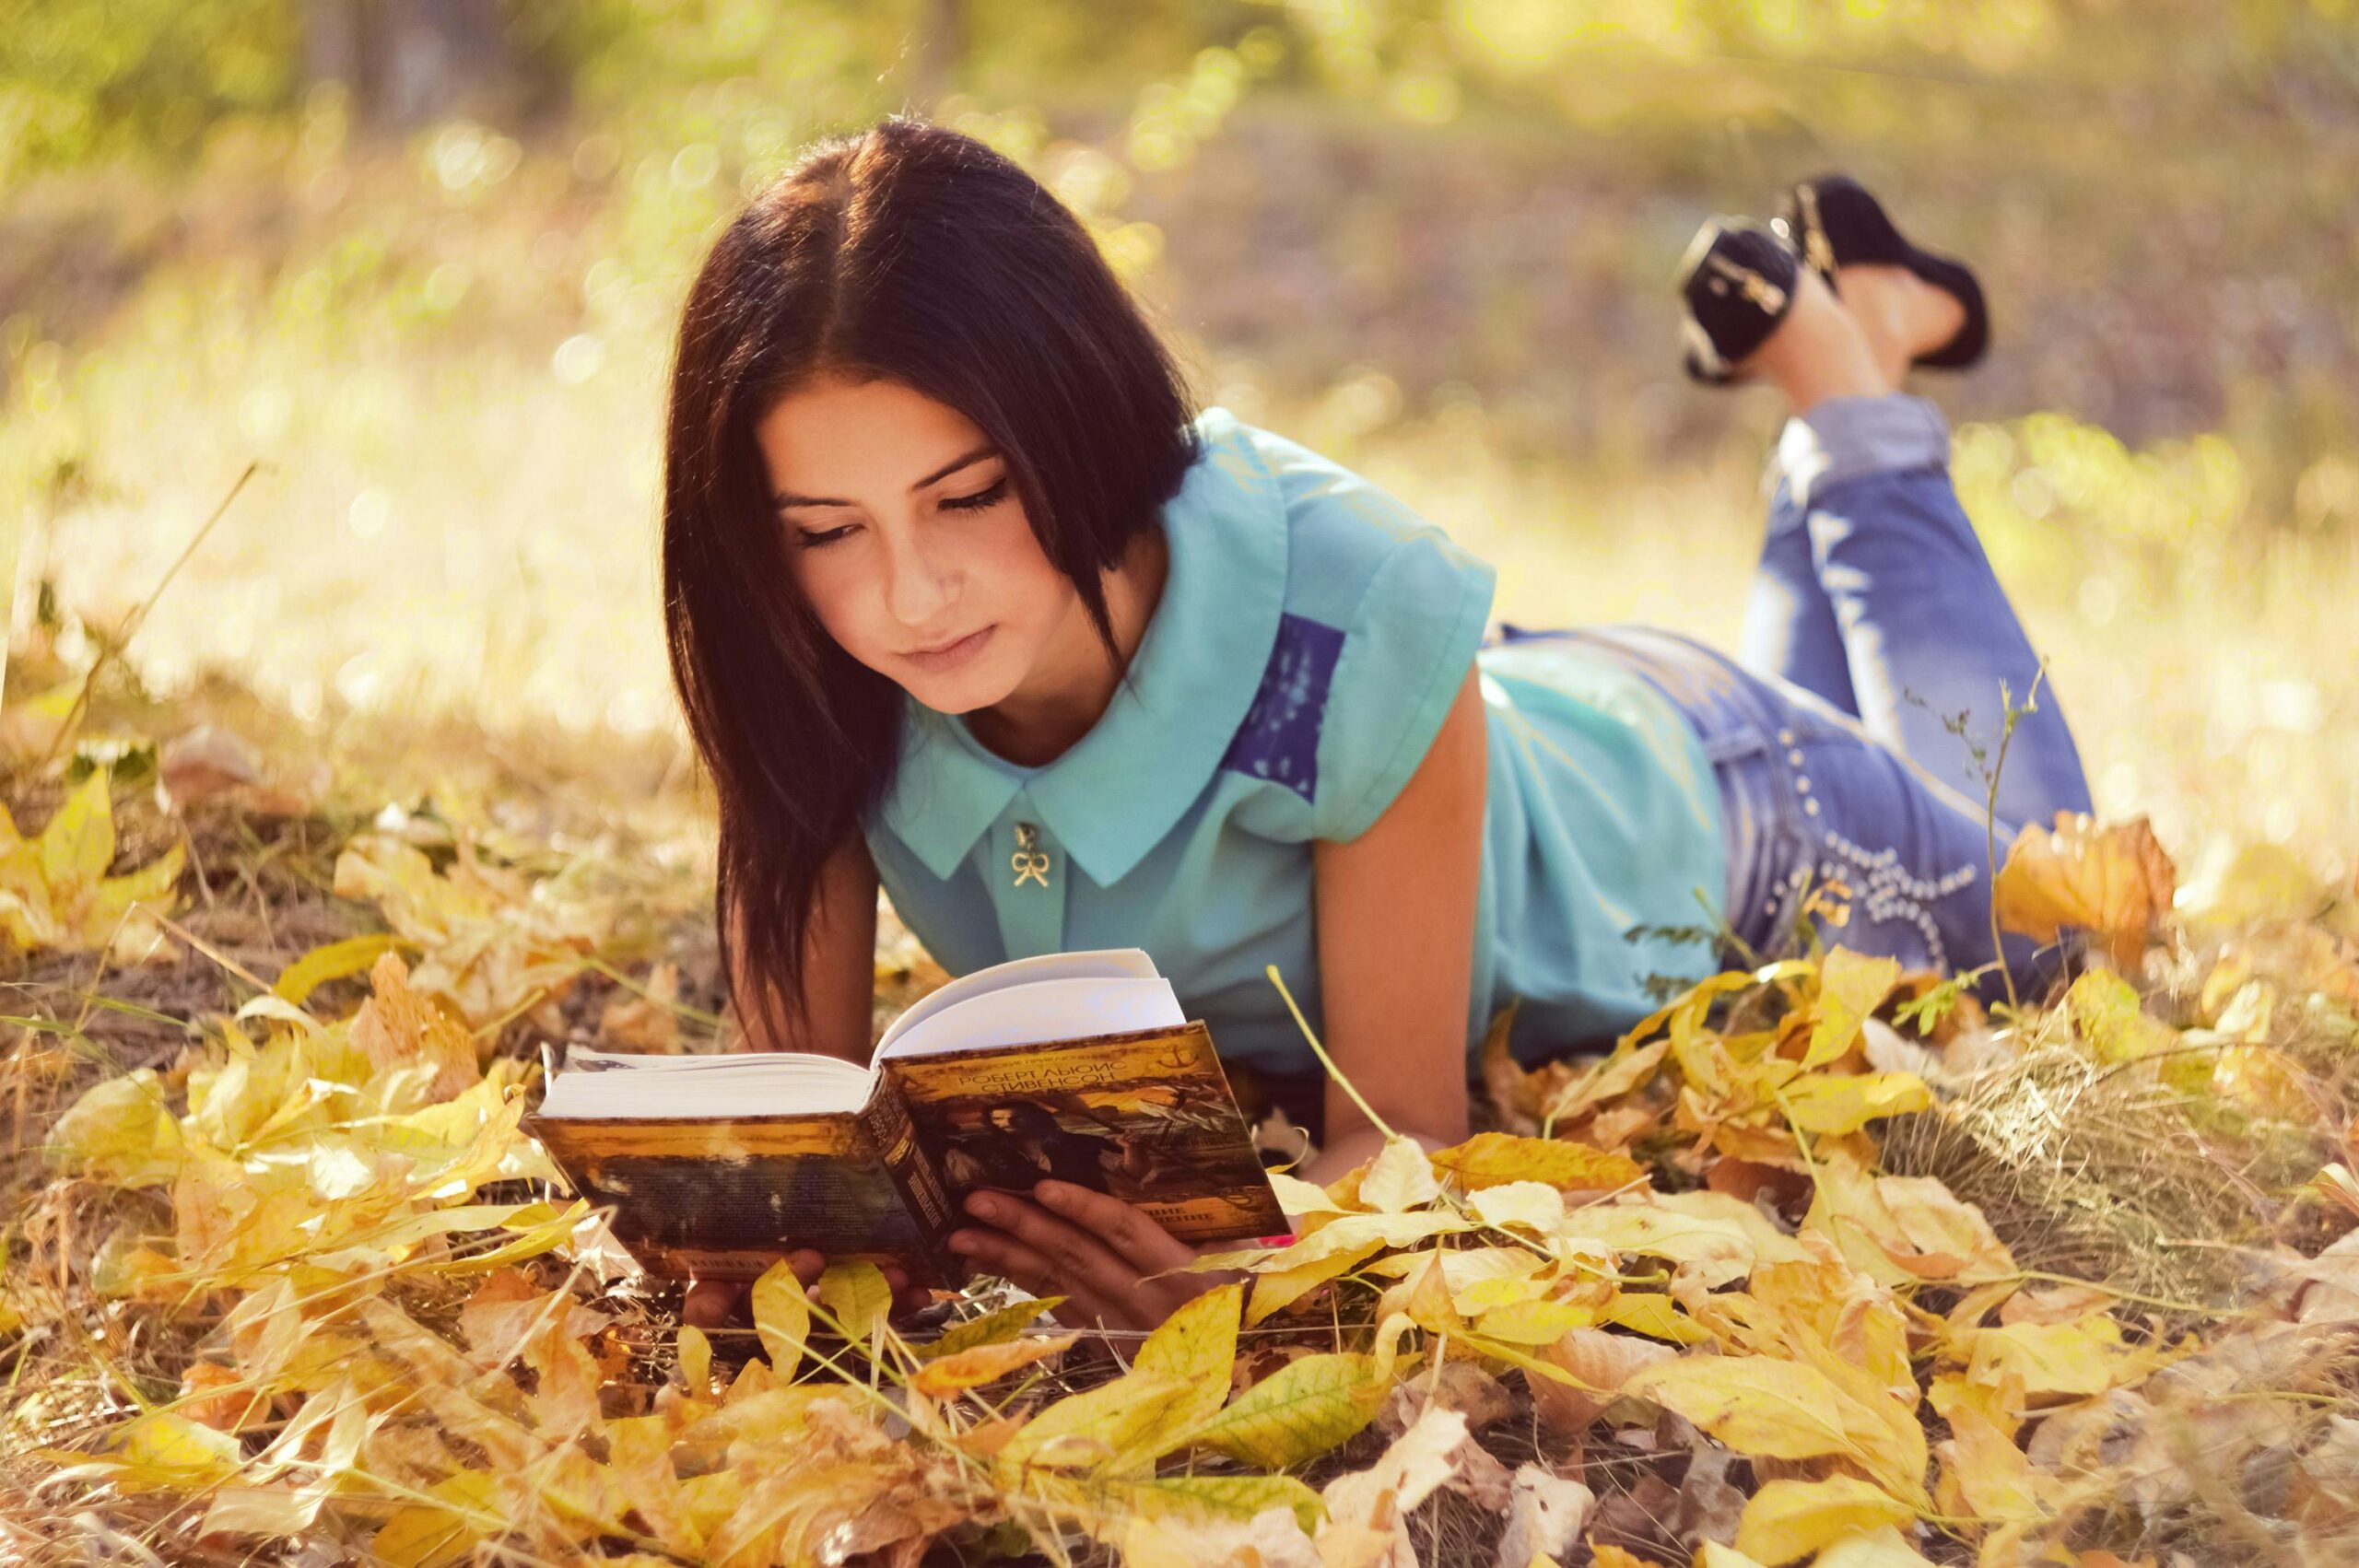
[940,477,1010,513]
[794,523,858,549]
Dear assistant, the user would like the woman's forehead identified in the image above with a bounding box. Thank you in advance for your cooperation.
[755,374,992,497]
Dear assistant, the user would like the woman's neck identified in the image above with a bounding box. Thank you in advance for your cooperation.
[961,524,1170,768]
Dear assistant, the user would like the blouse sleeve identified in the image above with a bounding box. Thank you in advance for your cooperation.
[1307,506,1497,845]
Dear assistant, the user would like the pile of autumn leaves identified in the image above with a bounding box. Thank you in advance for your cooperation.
[10,772,2359,1567]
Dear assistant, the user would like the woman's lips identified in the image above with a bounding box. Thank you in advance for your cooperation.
[904,626,994,673]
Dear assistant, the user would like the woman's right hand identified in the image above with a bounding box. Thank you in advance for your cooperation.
[681,1250,929,1329]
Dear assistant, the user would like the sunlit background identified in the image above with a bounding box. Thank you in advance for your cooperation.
[4,0,2356,883]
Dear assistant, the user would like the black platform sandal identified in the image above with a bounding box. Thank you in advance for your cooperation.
[1674,216,1801,385]
[1773,173,1989,370]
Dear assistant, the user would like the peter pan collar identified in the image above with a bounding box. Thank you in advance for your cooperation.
[874,407,1286,886]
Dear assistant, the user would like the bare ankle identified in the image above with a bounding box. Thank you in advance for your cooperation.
[1743,266,1890,412]
[1836,263,1966,383]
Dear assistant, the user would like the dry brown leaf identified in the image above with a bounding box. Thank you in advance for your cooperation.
[1991,812,2177,967]
[1493,1465,1595,1568]
[1529,1328,1677,1434]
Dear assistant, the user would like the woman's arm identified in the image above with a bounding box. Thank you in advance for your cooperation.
[1303,666,1489,1183]
[725,833,878,1060]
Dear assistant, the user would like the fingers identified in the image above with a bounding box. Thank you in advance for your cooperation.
[878,1263,934,1321]
[945,1187,1219,1331]
[1033,1181,1198,1277]
[682,1249,833,1329]
[956,1191,1141,1305]
[946,1223,1133,1330]
[681,1278,745,1328]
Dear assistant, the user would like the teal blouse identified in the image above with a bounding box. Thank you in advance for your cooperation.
[864,407,1728,1074]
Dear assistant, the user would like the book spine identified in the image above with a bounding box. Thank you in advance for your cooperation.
[860,1087,958,1283]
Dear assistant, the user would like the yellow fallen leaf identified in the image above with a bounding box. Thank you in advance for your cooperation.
[1958,1313,2163,1403]
[1588,1548,1673,1568]
[1110,1499,1320,1568]
[46,1070,183,1187]
[1470,1181,1567,1232]
[0,768,185,954]
[1803,949,1903,1069]
[1135,1282,1243,1433]
[1623,1354,1865,1465]
[1360,1134,1442,1211]
[1270,1170,1343,1217]
[1543,1039,1671,1127]
[1993,813,2176,968]
[1320,1404,1483,1566]
[1564,1191,1813,1291]
[349,951,481,1106]
[995,1373,1203,1479]
[1185,1352,1387,1468]
[272,931,407,1005]
[1244,1239,1386,1325]
[1696,1545,1773,1568]
[1808,1526,1939,1566]
[106,1410,245,1489]
[678,1324,712,1394]
[1471,1298,1596,1345]
[1529,1326,1677,1433]
[1102,1472,1323,1533]
[1598,1291,1713,1344]
[199,1484,326,1540]
[917,1295,1065,1359]
[370,1470,501,1568]
[1777,1071,1931,1136]
[1248,1209,1475,1270]
[1429,1131,1645,1193]
[2063,968,2176,1063]
[909,1332,1079,1397]
[1933,1384,2053,1538]
[751,1259,810,1379]
[815,1260,892,1341]
[1733,1475,1915,1565]
[1804,1156,2014,1287]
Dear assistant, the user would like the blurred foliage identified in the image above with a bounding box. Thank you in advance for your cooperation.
[1,0,304,186]
[10,0,2358,193]
[2,0,2356,871]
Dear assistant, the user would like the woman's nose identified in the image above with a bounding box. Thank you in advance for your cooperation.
[883,529,957,626]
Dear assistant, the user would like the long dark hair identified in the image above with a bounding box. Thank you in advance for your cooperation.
[661,116,1201,1049]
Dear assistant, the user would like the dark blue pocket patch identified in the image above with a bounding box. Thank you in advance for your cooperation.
[1219,613,1345,801]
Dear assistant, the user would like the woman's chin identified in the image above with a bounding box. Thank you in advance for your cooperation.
[902,663,1018,716]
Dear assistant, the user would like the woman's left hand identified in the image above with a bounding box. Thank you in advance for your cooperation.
[946,1180,1244,1332]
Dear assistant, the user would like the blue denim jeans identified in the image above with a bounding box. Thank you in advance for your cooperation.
[1504,393,2094,983]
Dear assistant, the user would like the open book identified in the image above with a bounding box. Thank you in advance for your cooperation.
[525,949,1285,1285]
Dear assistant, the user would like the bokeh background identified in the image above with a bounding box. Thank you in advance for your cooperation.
[4,0,2356,890]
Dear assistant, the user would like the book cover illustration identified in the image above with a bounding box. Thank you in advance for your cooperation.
[529,1094,955,1284]
[883,1022,1285,1243]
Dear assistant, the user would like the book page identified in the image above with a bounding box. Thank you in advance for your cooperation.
[879,976,1184,1061]
[873,947,1160,1059]
[539,1048,874,1119]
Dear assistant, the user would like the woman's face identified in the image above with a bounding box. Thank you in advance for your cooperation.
[755,372,1080,714]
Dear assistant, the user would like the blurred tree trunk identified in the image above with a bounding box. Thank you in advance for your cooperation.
[910,0,965,110]
[303,0,517,129]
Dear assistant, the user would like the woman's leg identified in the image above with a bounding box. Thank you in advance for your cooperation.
[1570,623,2059,986]
[1735,266,2094,832]
[1734,265,1890,716]
[1740,474,1860,718]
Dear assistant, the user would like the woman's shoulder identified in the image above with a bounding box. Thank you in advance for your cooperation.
[1182,408,1498,842]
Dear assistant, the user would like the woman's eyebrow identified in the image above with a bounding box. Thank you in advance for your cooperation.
[773,444,999,509]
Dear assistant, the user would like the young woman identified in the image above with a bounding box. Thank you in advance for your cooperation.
[662,123,2092,1331]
